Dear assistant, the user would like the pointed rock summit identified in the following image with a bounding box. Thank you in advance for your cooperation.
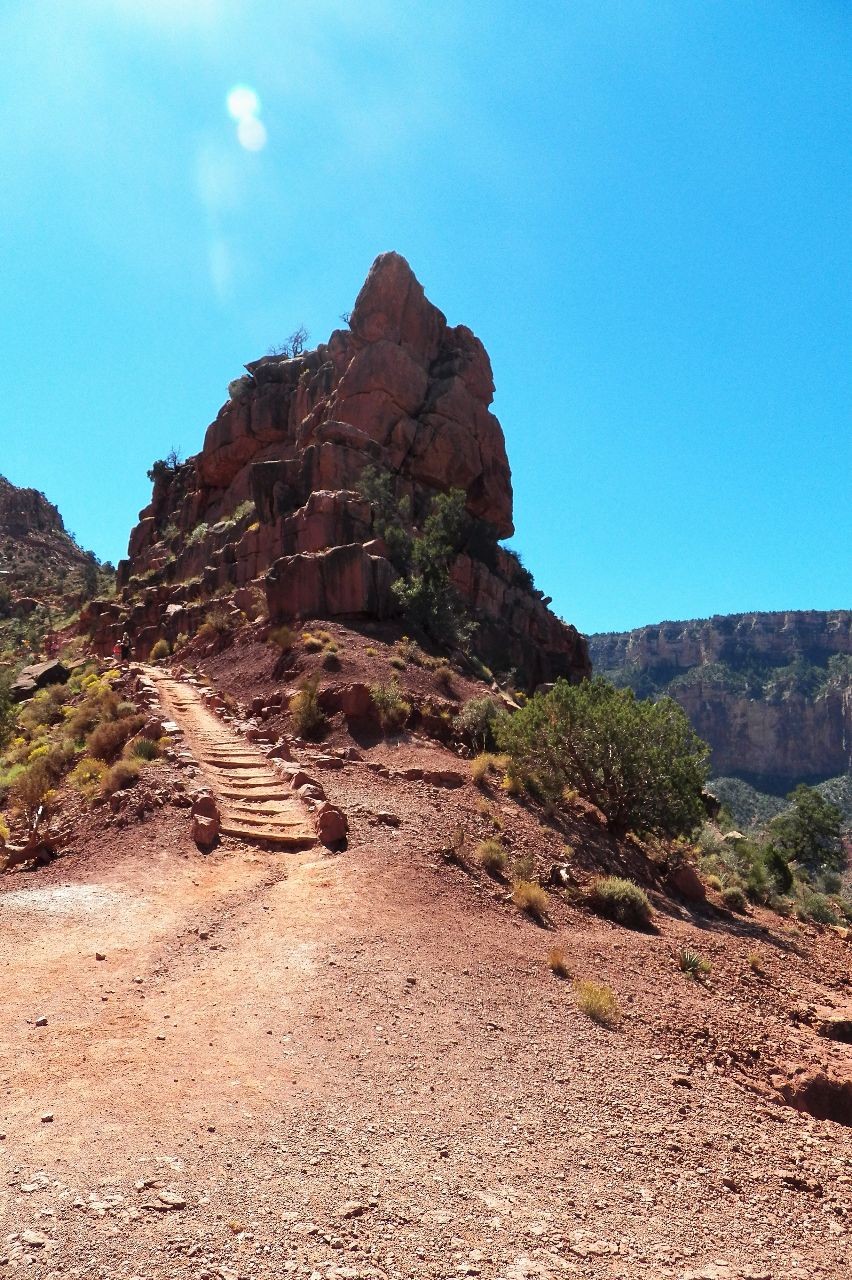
[97,254,588,683]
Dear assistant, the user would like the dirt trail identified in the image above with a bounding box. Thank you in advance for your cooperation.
[148,668,315,848]
[1,692,851,1276]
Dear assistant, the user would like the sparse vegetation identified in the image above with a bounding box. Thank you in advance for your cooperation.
[721,884,747,913]
[573,979,621,1028]
[678,948,711,980]
[187,521,209,546]
[87,714,144,763]
[589,877,652,930]
[289,677,327,740]
[457,697,500,752]
[370,678,411,733]
[748,951,764,974]
[69,756,108,799]
[470,752,500,786]
[101,758,140,797]
[268,624,296,653]
[198,604,234,646]
[475,838,507,877]
[150,638,170,662]
[511,879,549,924]
[128,737,160,761]
[547,945,570,978]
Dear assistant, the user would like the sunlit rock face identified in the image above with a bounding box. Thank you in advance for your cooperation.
[589,612,852,788]
[106,254,589,683]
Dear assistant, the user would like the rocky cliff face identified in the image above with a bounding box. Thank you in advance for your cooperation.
[0,474,95,598]
[589,612,852,788]
[93,254,588,682]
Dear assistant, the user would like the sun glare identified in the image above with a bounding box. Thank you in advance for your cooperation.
[225,84,267,151]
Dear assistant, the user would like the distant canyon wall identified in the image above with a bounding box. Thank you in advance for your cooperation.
[589,611,852,790]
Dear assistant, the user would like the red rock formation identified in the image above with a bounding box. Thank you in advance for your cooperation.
[98,253,588,683]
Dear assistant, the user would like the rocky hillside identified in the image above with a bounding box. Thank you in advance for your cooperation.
[83,253,589,686]
[0,474,113,666]
[589,611,852,790]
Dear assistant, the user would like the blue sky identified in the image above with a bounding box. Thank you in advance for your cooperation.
[1,0,849,635]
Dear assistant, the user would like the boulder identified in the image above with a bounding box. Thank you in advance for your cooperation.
[11,659,69,703]
[191,814,219,850]
[318,682,374,721]
[666,861,707,902]
[190,789,220,849]
[316,802,348,845]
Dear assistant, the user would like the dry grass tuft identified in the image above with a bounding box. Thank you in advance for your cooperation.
[573,979,621,1028]
[511,879,549,924]
[547,945,570,979]
[268,625,296,653]
[475,839,507,877]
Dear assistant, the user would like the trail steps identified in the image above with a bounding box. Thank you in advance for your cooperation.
[146,668,315,848]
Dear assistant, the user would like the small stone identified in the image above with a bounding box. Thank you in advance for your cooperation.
[156,1033,166,1041]
[722,1175,740,1192]
[672,1075,693,1088]
[20,1230,48,1248]
[95,952,106,961]
[34,1016,48,1027]
[156,1190,186,1209]
[41,1112,54,1123]
[338,1201,367,1219]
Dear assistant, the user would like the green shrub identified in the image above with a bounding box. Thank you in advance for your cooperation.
[573,979,621,1028]
[128,737,159,761]
[150,638,170,662]
[370,678,411,733]
[230,500,255,524]
[69,756,108,800]
[721,884,747,913]
[457,697,500,752]
[589,877,652,929]
[496,677,709,838]
[289,677,327,740]
[9,760,52,822]
[768,785,845,878]
[796,890,839,926]
[187,522,209,546]
[475,839,507,876]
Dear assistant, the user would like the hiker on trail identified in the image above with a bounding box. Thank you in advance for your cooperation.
[120,631,132,662]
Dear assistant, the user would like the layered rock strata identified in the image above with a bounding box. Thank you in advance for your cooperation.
[90,253,588,683]
[589,612,852,787]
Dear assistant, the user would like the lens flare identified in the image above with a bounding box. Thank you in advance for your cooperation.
[226,85,261,122]
[236,116,268,152]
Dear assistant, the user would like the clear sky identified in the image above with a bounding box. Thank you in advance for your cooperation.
[1,0,849,635]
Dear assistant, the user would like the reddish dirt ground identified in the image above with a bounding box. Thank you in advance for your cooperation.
[1,635,851,1279]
